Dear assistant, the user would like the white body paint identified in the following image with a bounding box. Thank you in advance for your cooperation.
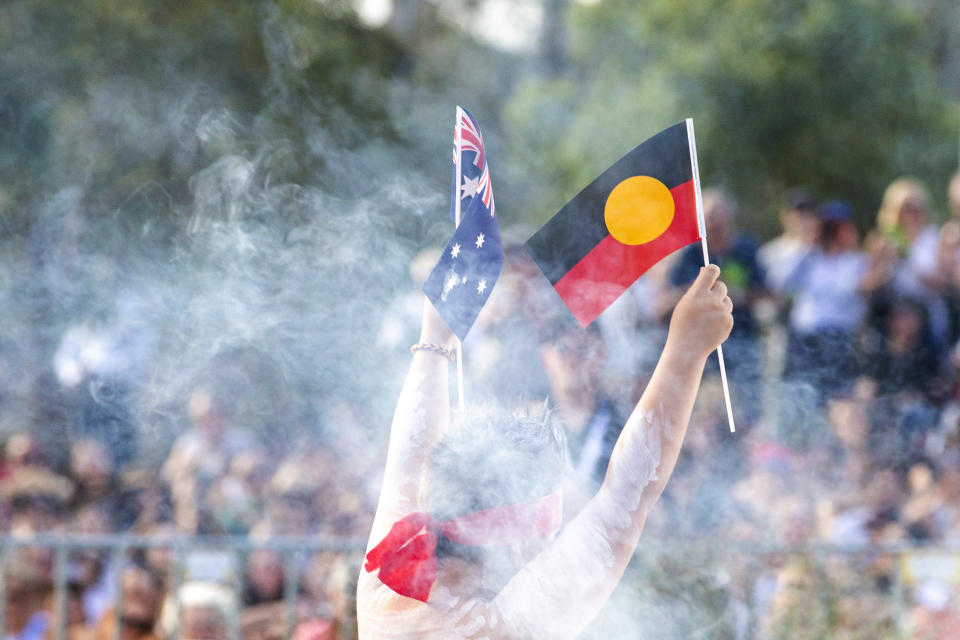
[359,396,667,640]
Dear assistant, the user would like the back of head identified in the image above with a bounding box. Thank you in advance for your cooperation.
[177,581,233,640]
[783,187,818,216]
[420,406,566,558]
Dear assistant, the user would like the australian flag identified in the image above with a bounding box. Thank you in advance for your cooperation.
[423,107,503,341]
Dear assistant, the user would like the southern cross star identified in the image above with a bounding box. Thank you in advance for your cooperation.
[443,271,460,296]
[475,233,485,249]
[460,175,481,200]
[477,279,487,294]
[451,243,461,259]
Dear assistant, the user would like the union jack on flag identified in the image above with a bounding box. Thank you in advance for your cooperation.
[450,107,495,219]
[424,107,503,341]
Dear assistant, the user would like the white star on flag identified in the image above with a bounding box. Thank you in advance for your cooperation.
[442,271,460,298]
[451,243,461,258]
[477,279,487,294]
[460,174,481,200]
[475,233,485,249]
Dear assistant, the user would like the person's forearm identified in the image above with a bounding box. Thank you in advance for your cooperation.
[383,349,450,485]
[625,336,708,516]
[494,266,730,638]
[494,343,710,639]
[369,301,453,542]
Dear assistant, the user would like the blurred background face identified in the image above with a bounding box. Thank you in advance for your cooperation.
[180,605,226,640]
[795,209,820,246]
[70,438,114,497]
[539,329,604,394]
[187,389,227,438]
[121,566,162,632]
[897,196,927,236]
[245,549,284,602]
[878,179,930,238]
[949,174,960,220]
[703,192,735,243]
[4,433,44,468]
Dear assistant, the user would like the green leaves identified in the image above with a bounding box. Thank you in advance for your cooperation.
[506,0,957,232]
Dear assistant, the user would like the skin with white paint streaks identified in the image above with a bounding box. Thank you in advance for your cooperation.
[358,266,733,639]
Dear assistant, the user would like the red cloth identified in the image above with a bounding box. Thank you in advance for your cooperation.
[364,492,563,602]
[364,513,440,602]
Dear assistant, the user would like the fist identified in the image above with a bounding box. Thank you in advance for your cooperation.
[667,264,734,358]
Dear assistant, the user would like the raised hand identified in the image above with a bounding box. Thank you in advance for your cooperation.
[667,264,734,359]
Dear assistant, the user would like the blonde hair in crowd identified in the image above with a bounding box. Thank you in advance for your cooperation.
[876,177,931,232]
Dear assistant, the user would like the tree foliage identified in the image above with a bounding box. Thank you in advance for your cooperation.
[505,0,957,233]
[0,0,957,444]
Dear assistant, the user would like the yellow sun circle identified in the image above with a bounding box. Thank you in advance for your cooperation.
[604,176,675,245]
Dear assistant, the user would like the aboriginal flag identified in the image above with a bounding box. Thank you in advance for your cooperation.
[524,120,702,327]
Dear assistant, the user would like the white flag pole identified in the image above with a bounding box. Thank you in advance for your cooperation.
[454,107,466,411]
[686,118,736,433]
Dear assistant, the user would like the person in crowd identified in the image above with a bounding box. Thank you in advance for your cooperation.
[597,255,678,385]
[266,457,324,535]
[461,232,555,405]
[94,563,164,640]
[70,504,118,628]
[758,187,820,295]
[172,582,233,640]
[875,177,942,289]
[69,439,119,519]
[863,296,941,399]
[162,387,252,534]
[122,470,174,535]
[300,553,355,640]
[57,563,94,640]
[242,549,286,607]
[781,200,868,403]
[2,465,73,535]
[948,172,960,221]
[539,319,625,498]
[358,264,732,637]
[667,188,767,425]
[2,433,49,479]
[864,177,950,349]
[4,558,52,640]
[162,387,252,488]
[931,449,960,541]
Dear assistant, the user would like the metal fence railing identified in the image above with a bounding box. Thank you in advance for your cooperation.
[0,534,364,640]
[3,535,959,639]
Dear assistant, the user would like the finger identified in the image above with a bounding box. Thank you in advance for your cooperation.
[693,264,721,291]
[721,295,733,313]
[712,281,728,299]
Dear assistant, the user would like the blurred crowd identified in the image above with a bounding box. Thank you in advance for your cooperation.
[0,386,374,640]
[4,172,960,639]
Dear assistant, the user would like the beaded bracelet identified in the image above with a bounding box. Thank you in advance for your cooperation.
[410,342,455,362]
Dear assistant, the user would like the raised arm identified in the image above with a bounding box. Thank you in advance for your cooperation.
[367,298,456,548]
[495,265,733,638]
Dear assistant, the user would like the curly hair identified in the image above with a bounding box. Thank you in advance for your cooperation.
[419,404,566,561]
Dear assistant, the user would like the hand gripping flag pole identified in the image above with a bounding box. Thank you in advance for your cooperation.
[686,118,736,433]
[523,119,735,433]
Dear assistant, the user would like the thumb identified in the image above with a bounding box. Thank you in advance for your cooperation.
[692,264,721,291]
